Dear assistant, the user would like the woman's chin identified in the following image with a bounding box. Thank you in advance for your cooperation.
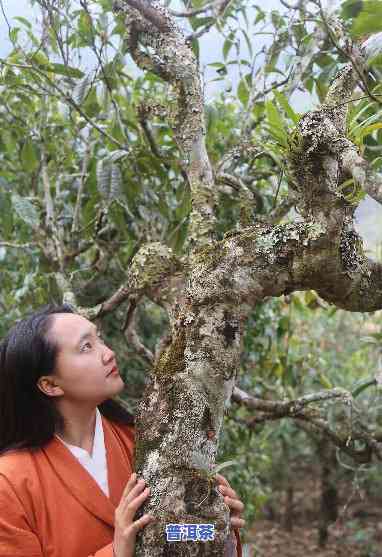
[115,377,126,391]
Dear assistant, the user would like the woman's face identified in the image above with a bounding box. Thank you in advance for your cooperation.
[38,313,125,404]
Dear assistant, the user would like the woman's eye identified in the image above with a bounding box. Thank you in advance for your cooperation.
[81,342,92,351]
[81,333,104,351]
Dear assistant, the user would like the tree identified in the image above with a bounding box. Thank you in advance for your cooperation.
[1,0,382,554]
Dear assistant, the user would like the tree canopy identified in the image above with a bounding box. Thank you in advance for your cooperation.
[1,0,382,555]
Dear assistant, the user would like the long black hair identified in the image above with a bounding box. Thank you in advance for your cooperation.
[0,303,134,456]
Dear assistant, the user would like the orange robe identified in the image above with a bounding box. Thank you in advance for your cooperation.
[0,415,242,556]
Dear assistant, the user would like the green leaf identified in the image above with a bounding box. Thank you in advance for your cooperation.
[98,0,113,10]
[97,159,122,200]
[50,63,84,79]
[13,16,32,29]
[240,29,253,58]
[223,32,235,61]
[352,378,377,398]
[265,101,288,147]
[315,53,334,68]
[254,7,265,24]
[108,150,129,163]
[271,10,284,28]
[358,122,382,141]
[274,91,300,124]
[292,294,305,312]
[190,16,215,30]
[341,0,363,19]
[82,87,100,118]
[78,10,93,38]
[9,27,20,45]
[1,66,18,86]
[97,159,111,199]
[348,99,375,129]
[11,193,40,228]
[211,460,238,476]
[190,37,199,61]
[110,164,122,198]
[72,74,92,105]
[351,1,382,37]
[237,75,251,106]
[317,372,333,389]
[30,51,50,66]
[304,290,318,306]
[21,140,39,172]
[273,362,284,378]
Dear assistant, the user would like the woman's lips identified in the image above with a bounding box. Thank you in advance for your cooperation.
[107,366,119,377]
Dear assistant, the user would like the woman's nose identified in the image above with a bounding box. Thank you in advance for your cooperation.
[102,344,115,363]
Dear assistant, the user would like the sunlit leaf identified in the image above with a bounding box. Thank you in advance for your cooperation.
[11,193,40,228]
[351,1,382,37]
[21,140,39,172]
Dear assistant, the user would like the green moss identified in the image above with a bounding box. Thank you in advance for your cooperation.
[191,241,227,268]
[155,327,186,377]
[286,126,304,163]
[286,126,306,187]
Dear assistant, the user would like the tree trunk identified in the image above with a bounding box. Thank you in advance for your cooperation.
[283,485,294,533]
[318,439,338,547]
[134,302,242,556]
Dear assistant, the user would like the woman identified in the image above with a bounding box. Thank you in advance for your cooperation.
[0,304,244,556]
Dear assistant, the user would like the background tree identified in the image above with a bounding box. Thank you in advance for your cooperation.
[1,0,382,555]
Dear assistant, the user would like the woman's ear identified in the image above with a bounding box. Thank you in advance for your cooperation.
[36,376,64,397]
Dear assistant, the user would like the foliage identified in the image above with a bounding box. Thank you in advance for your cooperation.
[219,294,382,533]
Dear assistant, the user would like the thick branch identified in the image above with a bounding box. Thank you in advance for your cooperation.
[114,0,171,33]
[113,0,218,255]
[122,297,155,366]
[185,216,382,312]
[98,242,183,316]
[41,152,65,271]
[340,145,382,205]
[53,242,182,324]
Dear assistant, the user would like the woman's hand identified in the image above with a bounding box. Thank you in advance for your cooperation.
[215,473,246,530]
[113,472,155,557]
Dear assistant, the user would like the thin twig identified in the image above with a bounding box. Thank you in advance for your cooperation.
[0,59,128,150]
[315,0,382,106]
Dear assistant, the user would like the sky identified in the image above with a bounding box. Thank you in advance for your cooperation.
[0,0,381,254]
[0,0,285,99]
[0,0,332,105]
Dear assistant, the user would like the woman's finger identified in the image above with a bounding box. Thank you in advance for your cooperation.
[120,478,147,508]
[215,473,230,488]
[117,485,150,524]
[130,514,155,535]
[123,487,151,519]
[218,485,238,500]
[125,479,147,501]
[224,496,245,515]
[230,516,246,529]
[122,473,137,493]
[119,473,138,503]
